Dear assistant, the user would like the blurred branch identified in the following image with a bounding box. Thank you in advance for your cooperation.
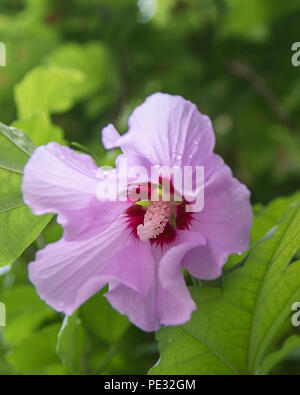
[228,60,296,132]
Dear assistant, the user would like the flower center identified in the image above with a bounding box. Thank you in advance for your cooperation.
[137,201,172,242]
[126,201,193,247]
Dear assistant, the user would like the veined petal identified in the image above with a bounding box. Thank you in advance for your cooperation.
[29,218,154,315]
[183,163,252,279]
[22,142,130,240]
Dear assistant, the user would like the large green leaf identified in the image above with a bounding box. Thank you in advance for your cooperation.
[150,195,300,375]
[0,122,52,267]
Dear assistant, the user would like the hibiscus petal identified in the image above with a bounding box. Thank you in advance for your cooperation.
[56,198,130,241]
[22,142,130,240]
[106,236,205,332]
[102,123,121,150]
[183,162,252,279]
[102,92,215,168]
[29,219,154,315]
[157,238,205,323]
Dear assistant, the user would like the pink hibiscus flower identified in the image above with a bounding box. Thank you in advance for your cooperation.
[22,93,252,331]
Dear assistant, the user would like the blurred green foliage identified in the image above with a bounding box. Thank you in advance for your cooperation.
[0,0,300,375]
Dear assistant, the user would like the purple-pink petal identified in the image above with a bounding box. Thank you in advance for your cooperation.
[22,142,130,241]
[28,218,154,315]
[102,92,215,168]
[183,161,252,280]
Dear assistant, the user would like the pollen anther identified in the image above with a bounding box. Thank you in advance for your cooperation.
[137,201,171,242]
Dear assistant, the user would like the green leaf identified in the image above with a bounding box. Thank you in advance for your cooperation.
[80,291,129,345]
[150,195,300,375]
[0,123,35,158]
[6,323,66,374]
[79,291,130,374]
[0,330,14,374]
[260,335,300,374]
[14,65,85,119]
[12,112,66,146]
[57,312,85,374]
[0,122,52,267]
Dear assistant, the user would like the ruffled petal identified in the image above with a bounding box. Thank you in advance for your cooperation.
[29,218,154,315]
[22,142,130,240]
[183,162,252,279]
[105,236,205,331]
[102,92,215,168]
